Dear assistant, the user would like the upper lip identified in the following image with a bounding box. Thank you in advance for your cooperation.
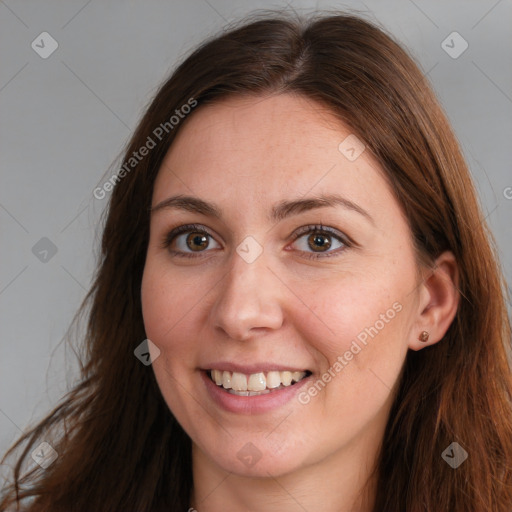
[202,362,311,374]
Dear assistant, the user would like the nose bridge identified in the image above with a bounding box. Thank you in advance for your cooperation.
[210,248,284,340]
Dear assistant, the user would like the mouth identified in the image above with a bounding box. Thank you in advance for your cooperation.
[206,369,313,396]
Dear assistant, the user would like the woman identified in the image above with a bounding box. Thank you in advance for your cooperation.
[1,11,511,512]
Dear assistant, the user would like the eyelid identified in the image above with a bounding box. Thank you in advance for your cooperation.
[161,223,354,258]
[288,224,352,259]
[291,224,353,246]
[160,223,219,251]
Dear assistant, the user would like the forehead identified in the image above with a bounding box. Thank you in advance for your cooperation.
[152,94,397,224]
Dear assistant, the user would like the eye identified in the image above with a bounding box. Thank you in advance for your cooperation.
[290,224,350,259]
[161,223,221,258]
[162,223,351,260]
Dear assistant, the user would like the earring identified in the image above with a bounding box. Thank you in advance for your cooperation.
[419,331,429,342]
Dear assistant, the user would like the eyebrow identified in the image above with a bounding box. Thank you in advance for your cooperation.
[150,193,374,225]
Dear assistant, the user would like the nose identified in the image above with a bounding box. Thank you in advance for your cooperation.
[209,250,284,341]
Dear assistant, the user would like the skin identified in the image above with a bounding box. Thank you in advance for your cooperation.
[141,93,459,512]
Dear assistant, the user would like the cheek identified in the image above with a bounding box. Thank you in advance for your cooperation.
[292,276,409,427]
[294,272,407,359]
[141,262,199,355]
[140,262,204,419]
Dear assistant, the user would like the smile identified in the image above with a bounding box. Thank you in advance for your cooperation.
[208,369,312,396]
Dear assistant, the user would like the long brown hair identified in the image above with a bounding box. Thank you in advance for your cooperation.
[2,10,511,511]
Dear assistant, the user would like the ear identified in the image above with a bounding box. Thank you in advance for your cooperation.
[408,250,460,351]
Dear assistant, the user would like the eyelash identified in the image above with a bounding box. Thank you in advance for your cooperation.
[161,223,352,260]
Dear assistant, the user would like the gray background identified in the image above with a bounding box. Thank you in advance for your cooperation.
[1,0,511,478]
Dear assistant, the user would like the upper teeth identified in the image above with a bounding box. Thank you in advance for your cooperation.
[210,370,307,391]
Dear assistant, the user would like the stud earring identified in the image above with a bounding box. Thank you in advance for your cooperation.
[419,331,429,342]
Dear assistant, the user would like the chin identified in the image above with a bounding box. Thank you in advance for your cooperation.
[202,435,309,478]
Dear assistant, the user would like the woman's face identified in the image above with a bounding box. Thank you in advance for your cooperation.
[141,93,424,478]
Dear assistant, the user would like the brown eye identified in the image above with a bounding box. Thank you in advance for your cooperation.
[307,233,332,252]
[162,224,221,257]
[186,232,210,251]
[290,225,349,260]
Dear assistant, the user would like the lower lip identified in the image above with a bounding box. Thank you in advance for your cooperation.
[200,370,312,414]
